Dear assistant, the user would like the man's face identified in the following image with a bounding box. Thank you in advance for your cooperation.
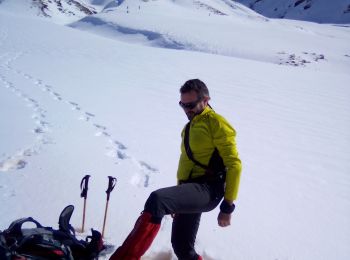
[180,90,209,120]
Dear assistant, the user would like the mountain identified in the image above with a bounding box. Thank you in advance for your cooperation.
[236,0,350,23]
[70,0,349,73]
[2,0,349,24]
[0,0,104,24]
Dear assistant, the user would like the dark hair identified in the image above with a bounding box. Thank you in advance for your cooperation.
[180,79,210,99]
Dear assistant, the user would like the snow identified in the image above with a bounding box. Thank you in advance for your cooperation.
[1,0,350,259]
[70,0,350,74]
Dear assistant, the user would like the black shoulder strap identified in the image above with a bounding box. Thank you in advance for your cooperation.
[6,217,42,235]
[184,122,208,170]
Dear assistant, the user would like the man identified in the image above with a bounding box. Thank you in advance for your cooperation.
[110,79,242,260]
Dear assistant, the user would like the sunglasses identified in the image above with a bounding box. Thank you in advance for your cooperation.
[179,97,202,109]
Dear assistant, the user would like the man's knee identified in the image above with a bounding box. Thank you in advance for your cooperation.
[144,190,165,220]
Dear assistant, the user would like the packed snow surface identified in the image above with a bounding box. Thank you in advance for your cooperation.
[1,0,350,259]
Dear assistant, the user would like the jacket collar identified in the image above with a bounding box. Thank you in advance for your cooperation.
[191,106,212,123]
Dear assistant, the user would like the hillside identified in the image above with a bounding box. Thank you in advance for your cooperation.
[71,0,349,73]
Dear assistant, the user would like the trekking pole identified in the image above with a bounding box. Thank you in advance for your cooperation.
[102,176,117,238]
[80,175,91,233]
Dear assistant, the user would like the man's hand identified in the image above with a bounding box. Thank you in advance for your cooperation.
[217,212,231,227]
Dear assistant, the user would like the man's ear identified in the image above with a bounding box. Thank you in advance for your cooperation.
[204,96,210,105]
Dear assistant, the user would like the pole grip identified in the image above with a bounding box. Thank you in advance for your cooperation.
[106,176,117,201]
[80,175,91,199]
[80,175,90,233]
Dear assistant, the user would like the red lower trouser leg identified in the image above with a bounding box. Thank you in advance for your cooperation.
[109,212,160,260]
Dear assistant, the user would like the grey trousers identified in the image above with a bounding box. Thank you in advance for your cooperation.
[144,181,224,260]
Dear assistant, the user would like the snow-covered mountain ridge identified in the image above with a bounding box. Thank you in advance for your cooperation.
[34,0,97,16]
[0,0,102,24]
[1,0,349,24]
[70,0,350,73]
[236,0,350,23]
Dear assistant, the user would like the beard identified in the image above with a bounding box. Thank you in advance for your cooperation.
[186,111,196,120]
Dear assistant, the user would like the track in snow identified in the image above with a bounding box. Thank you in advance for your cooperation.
[0,47,158,187]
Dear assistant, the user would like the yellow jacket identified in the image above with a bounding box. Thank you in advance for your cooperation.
[177,106,242,201]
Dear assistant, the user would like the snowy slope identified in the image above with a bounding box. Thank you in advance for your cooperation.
[1,1,350,260]
[71,0,350,73]
[236,0,350,23]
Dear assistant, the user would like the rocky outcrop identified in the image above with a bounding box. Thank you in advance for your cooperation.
[32,0,97,18]
[235,0,350,23]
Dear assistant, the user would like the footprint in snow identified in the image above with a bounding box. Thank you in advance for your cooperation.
[36,120,50,129]
[109,139,127,150]
[33,107,46,115]
[27,103,39,110]
[139,161,159,188]
[130,173,147,188]
[15,91,25,98]
[139,161,158,173]
[130,160,159,188]
[51,92,62,101]
[94,124,107,130]
[34,80,43,86]
[94,124,108,136]
[106,147,128,160]
[24,97,37,104]
[42,85,52,92]
[68,101,78,106]
[20,148,38,157]
[3,190,16,198]
[95,131,111,138]
[32,127,45,134]
[78,115,90,121]
[9,86,18,93]
[68,101,81,110]
[0,157,27,172]
[85,112,95,117]
[32,113,46,120]
[24,74,33,80]
[78,112,95,121]
[25,98,39,109]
